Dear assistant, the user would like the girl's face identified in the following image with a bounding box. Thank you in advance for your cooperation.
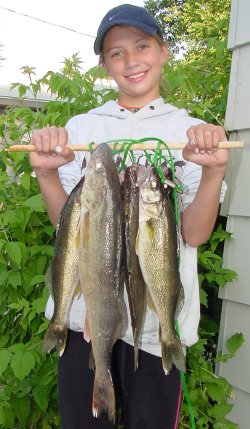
[101,26,168,106]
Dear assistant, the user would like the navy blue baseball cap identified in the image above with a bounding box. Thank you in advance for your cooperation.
[94,4,164,54]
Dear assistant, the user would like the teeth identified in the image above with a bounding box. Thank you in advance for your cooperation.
[128,72,144,79]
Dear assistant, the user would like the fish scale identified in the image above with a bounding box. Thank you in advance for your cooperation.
[122,164,147,370]
[79,143,127,423]
[136,166,185,374]
[43,176,85,356]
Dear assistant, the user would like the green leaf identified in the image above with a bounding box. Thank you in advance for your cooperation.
[2,209,25,228]
[0,334,10,348]
[214,418,238,429]
[30,244,54,257]
[18,84,28,98]
[226,332,244,355]
[187,388,200,403]
[199,288,208,307]
[5,241,22,266]
[29,274,46,287]
[8,270,22,288]
[0,401,15,428]
[12,396,31,427]
[206,382,227,402]
[11,349,36,380]
[196,416,211,427]
[36,255,48,274]
[32,296,47,313]
[0,406,5,425]
[208,403,234,418]
[23,193,45,212]
[0,349,12,375]
[0,270,9,285]
[42,421,52,429]
[35,320,49,335]
[33,384,50,411]
[20,171,31,190]
[9,343,26,353]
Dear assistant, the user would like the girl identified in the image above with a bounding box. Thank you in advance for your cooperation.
[29,4,228,429]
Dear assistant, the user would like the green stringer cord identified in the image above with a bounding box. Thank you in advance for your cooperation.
[99,137,196,428]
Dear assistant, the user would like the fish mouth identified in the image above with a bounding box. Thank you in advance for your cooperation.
[137,166,162,205]
[137,165,159,191]
[137,165,152,185]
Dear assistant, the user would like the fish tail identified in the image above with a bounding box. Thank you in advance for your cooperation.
[92,374,115,423]
[161,336,186,375]
[43,323,68,357]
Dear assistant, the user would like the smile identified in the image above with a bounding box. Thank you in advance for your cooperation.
[126,71,147,81]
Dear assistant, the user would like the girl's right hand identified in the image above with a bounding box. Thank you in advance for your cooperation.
[29,126,75,173]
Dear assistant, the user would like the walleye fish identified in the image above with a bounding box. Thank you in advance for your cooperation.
[79,143,126,423]
[122,165,146,370]
[43,177,84,356]
[136,166,185,374]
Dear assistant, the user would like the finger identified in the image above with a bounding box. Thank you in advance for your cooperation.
[48,126,61,152]
[188,124,222,154]
[211,126,226,151]
[186,126,198,151]
[186,125,196,144]
[54,127,68,154]
[39,127,53,153]
[194,126,206,153]
[187,125,205,154]
[202,126,214,153]
[31,129,43,153]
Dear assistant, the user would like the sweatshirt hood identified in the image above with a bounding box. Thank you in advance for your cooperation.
[87,98,183,120]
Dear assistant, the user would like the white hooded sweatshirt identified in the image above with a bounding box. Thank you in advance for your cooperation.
[45,98,226,356]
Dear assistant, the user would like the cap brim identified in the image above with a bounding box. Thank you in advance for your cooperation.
[94,20,160,55]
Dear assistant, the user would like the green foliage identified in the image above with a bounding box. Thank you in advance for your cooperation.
[0,56,116,428]
[145,0,232,124]
[198,224,237,307]
[178,224,240,428]
[0,29,240,429]
[216,333,244,364]
[144,0,187,47]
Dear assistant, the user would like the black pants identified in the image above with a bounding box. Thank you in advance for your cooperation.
[58,330,182,429]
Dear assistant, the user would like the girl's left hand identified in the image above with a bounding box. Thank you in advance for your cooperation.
[183,123,229,170]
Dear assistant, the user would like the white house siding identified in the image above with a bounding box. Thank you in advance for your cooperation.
[216,1,250,427]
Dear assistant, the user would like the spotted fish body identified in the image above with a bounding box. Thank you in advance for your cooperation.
[43,177,84,356]
[79,143,127,422]
[122,164,146,370]
[136,166,185,374]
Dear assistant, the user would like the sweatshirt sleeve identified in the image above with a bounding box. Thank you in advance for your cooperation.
[57,117,86,195]
[179,161,227,211]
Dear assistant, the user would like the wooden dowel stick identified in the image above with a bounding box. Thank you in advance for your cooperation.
[5,141,244,152]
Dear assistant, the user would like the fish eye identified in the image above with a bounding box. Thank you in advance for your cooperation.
[151,180,157,189]
[95,161,103,169]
